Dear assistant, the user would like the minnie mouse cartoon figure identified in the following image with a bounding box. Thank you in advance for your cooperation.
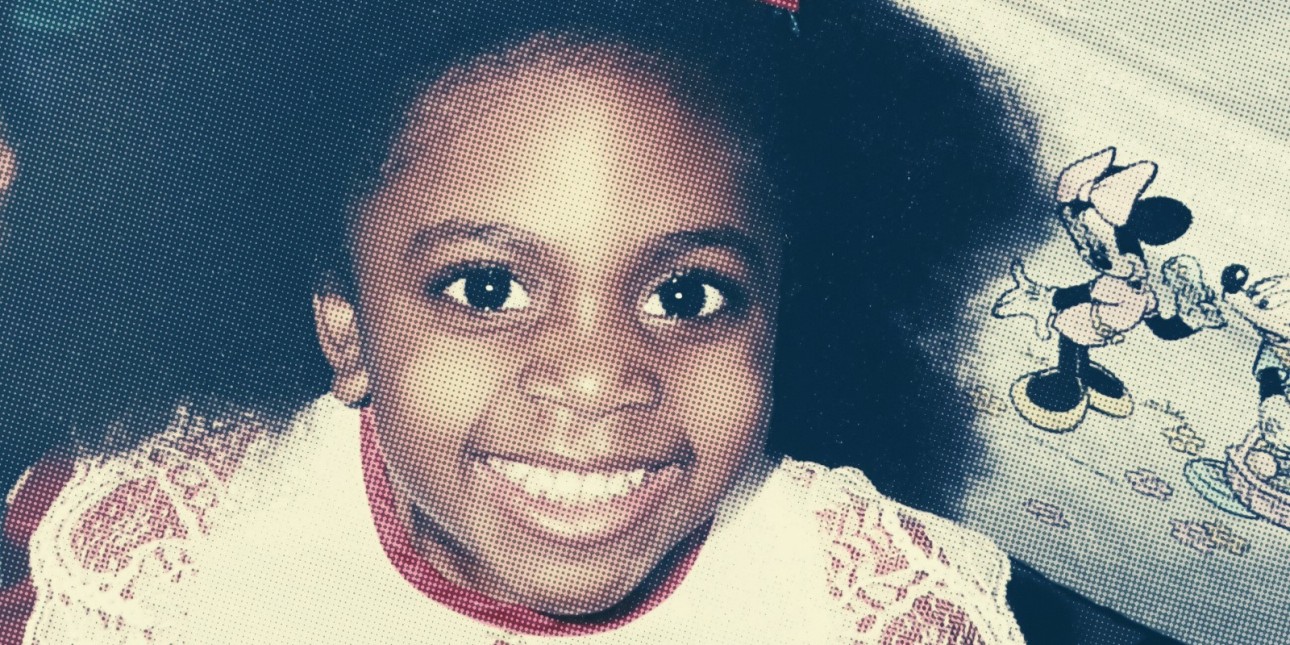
[994,148,1225,433]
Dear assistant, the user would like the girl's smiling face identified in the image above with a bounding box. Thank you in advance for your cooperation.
[316,44,781,615]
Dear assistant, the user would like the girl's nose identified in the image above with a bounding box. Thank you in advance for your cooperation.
[1222,264,1249,295]
[518,338,662,420]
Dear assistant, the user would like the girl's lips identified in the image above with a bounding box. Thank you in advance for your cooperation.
[471,455,683,546]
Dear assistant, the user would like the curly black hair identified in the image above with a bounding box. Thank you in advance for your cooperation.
[0,0,1040,515]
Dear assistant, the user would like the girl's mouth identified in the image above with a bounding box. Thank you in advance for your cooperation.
[470,454,684,546]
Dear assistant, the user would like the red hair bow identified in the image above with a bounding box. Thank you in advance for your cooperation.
[759,0,798,12]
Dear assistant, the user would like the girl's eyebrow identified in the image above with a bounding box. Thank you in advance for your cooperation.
[404,218,536,259]
[653,227,768,272]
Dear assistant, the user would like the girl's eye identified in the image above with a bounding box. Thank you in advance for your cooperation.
[440,267,530,312]
[644,273,728,320]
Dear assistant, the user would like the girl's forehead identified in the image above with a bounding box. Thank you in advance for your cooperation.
[360,48,777,255]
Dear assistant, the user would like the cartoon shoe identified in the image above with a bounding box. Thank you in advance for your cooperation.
[1082,362,1134,417]
[1011,369,1088,432]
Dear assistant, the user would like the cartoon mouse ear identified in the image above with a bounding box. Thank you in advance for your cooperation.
[1129,196,1192,246]
[1090,160,1157,226]
[1055,147,1115,203]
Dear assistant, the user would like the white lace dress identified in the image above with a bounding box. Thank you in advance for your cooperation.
[7,396,1023,644]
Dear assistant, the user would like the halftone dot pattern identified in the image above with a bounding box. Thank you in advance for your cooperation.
[904,1,1290,644]
[6,0,1277,643]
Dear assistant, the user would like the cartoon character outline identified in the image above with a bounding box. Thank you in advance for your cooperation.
[1214,265,1290,528]
[993,148,1225,433]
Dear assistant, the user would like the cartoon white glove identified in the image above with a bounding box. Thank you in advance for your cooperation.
[1191,301,1227,330]
[1259,395,1290,456]
[1161,255,1227,331]
[992,259,1057,341]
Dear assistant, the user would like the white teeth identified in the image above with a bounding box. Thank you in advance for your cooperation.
[526,467,555,497]
[521,471,545,497]
[483,457,654,504]
[489,457,533,487]
[553,471,582,501]
[605,471,630,497]
[581,473,608,502]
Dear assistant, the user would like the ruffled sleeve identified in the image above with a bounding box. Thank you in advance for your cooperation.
[782,459,1024,645]
[17,410,270,645]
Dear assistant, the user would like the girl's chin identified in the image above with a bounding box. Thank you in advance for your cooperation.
[446,451,713,616]
[517,574,639,617]
[467,548,655,616]
[462,513,687,617]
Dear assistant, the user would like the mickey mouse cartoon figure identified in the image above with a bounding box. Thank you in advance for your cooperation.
[994,148,1225,432]
[1221,265,1290,481]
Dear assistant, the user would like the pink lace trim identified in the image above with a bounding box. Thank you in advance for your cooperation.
[67,425,260,575]
[22,411,268,642]
[790,461,1009,645]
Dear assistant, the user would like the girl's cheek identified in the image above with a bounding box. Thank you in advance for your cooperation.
[364,290,520,451]
[666,338,773,464]
[387,335,521,434]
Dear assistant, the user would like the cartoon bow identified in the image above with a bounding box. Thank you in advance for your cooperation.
[1055,147,1158,227]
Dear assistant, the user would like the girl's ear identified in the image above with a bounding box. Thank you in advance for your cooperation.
[1128,196,1192,246]
[313,292,370,407]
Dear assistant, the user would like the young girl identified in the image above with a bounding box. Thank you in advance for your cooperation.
[1,0,1036,642]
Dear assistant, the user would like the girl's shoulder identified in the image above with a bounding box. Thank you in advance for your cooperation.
[3,400,330,644]
[764,457,1023,645]
[23,405,281,554]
